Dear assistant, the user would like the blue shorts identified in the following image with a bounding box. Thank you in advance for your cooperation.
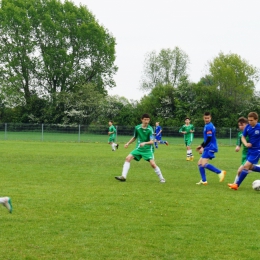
[155,136,162,141]
[246,150,260,164]
[201,149,216,160]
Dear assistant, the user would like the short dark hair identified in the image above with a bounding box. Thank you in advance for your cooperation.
[141,113,150,119]
[204,112,211,116]
[109,120,113,123]
[185,117,190,120]
[248,112,258,120]
[238,117,248,124]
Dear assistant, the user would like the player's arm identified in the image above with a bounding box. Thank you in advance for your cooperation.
[179,126,186,134]
[241,135,252,148]
[196,136,212,151]
[235,133,242,152]
[125,137,136,148]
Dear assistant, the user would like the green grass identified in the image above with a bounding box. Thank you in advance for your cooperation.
[1,140,260,259]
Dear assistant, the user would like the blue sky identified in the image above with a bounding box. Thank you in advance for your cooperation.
[73,0,260,100]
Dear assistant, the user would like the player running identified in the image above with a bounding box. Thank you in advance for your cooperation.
[115,114,165,183]
[179,117,195,161]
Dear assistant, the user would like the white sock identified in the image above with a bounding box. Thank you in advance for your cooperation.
[0,197,7,204]
[111,143,115,150]
[154,166,164,180]
[122,162,130,178]
[234,174,239,183]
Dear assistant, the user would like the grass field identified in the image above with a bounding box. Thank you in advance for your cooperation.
[1,139,260,259]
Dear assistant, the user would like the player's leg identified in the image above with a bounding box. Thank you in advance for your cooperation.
[197,151,226,184]
[0,197,12,213]
[229,151,260,190]
[149,159,165,183]
[197,157,208,184]
[115,153,136,181]
[154,138,158,148]
[187,141,193,161]
[203,150,226,181]
[159,140,168,146]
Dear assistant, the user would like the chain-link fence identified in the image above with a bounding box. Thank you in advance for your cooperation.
[0,123,239,145]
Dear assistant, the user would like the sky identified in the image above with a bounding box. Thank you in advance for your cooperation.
[72,0,260,100]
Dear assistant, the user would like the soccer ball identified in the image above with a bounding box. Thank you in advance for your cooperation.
[252,180,260,191]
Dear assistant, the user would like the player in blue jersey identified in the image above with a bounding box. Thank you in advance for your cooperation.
[229,112,260,190]
[115,114,165,183]
[154,122,168,148]
[196,112,226,185]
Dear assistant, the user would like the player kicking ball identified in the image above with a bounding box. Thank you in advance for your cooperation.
[115,114,165,183]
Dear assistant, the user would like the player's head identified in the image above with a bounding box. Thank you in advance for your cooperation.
[248,112,258,127]
[156,122,159,126]
[185,117,190,124]
[108,120,113,125]
[141,113,150,125]
[238,117,248,130]
[203,112,211,124]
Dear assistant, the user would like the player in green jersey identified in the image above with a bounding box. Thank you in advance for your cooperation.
[115,114,165,183]
[108,120,119,151]
[179,117,195,161]
[232,117,249,183]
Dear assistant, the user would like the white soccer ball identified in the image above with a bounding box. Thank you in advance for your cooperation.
[252,180,260,191]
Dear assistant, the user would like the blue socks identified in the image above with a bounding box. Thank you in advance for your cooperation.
[199,164,222,182]
[198,165,207,182]
[252,165,260,172]
[237,169,249,186]
[204,163,221,174]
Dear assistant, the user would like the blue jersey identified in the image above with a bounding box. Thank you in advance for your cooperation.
[155,125,162,138]
[203,122,218,152]
[243,123,260,151]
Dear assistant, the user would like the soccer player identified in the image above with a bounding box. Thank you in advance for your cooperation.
[154,122,168,148]
[232,117,249,183]
[229,112,260,190]
[108,120,119,151]
[0,197,12,213]
[115,114,165,183]
[179,117,195,161]
[196,112,226,185]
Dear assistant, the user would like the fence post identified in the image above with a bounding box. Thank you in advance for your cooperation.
[230,128,231,146]
[42,124,44,141]
[5,123,7,140]
[78,124,81,142]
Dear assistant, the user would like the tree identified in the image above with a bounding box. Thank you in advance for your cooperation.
[0,0,117,110]
[137,84,178,126]
[140,47,189,91]
[208,52,260,104]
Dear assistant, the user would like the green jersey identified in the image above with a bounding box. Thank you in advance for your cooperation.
[133,124,154,152]
[109,125,116,139]
[237,131,248,164]
[179,124,195,141]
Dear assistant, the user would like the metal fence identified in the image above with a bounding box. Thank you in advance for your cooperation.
[0,123,239,145]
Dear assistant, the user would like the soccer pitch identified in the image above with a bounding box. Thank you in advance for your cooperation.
[1,140,260,259]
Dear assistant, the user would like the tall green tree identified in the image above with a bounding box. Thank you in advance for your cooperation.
[208,52,259,104]
[0,0,117,109]
[140,47,190,91]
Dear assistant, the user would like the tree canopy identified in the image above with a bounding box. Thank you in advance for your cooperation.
[0,0,117,109]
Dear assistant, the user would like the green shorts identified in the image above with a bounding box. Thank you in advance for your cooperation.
[108,136,115,143]
[130,149,154,161]
[185,139,192,147]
